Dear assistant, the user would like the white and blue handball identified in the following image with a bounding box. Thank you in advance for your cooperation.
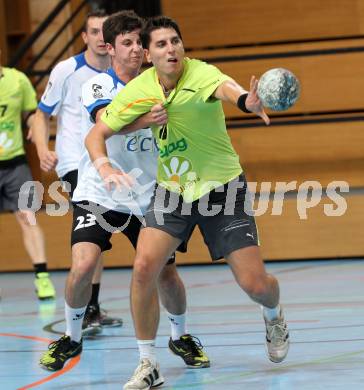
[257,68,300,111]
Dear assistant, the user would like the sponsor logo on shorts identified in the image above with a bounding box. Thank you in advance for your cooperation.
[220,220,250,232]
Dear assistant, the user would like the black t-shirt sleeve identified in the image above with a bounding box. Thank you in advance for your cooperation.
[90,103,109,123]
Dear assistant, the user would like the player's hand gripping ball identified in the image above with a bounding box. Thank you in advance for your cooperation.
[257,68,300,111]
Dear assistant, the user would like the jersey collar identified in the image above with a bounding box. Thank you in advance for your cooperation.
[74,52,104,73]
[106,67,126,88]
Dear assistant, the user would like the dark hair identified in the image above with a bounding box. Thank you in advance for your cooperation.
[83,10,108,32]
[102,10,144,47]
[141,16,182,49]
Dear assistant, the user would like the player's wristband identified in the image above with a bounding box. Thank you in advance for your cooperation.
[237,93,251,113]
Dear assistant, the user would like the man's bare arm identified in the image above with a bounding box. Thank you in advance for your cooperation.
[214,79,247,105]
[31,109,58,171]
[214,76,270,125]
[85,119,113,172]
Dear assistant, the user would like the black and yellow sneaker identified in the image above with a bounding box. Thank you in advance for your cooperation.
[39,335,82,371]
[168,334,210,368]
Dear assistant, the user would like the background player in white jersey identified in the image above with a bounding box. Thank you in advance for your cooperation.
[31,10,121,330]
[39,10,209,372]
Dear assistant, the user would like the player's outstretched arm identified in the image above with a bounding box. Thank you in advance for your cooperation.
[31,109,58,172]
[214,76,270,125]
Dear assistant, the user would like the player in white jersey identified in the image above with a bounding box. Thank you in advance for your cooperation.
[31,11,121,331]
[73,67,159,212]
[39,10,209,373]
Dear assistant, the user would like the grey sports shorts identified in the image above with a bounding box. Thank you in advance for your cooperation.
[0,163,35,212]
[144,174,259,261]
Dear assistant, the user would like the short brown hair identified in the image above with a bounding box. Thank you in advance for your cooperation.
[103,10,144,47]
[141,16,182,49]
[83,10,108,32]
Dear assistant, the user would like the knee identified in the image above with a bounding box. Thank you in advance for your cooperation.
[236,273,270,298]
[70,252,97,286]
[69,262,94,287]
[133,254,159,284]
[16,210,37,228]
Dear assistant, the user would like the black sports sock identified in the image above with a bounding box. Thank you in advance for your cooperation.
[34,262,47,276]
[89,283,100,306]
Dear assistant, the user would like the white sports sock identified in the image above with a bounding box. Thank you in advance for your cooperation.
[262,304,281,321]
[166,311,187,340]
[137,339,156,365]
[65,301,87,343]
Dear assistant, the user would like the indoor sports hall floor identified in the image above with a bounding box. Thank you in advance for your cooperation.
[0,259,363,389]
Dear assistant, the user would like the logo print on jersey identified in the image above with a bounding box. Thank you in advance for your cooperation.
[159,138,187,158]
[124,135,158,153]
[0,132,13,155]
[162,156,191,185]
[92,84,103,99]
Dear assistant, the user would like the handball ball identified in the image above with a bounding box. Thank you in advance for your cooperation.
[257,68,300,111]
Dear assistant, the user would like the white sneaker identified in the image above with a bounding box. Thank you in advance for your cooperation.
[123,359,164,390]
[264,308,289,363]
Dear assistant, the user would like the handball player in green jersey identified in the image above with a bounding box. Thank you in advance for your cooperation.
[86,16,289,389]
[0,50,55,300]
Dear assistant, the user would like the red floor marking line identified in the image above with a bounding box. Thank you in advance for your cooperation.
[17,355,81,390]
[0,333,52,343]
[0,333,81,389]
